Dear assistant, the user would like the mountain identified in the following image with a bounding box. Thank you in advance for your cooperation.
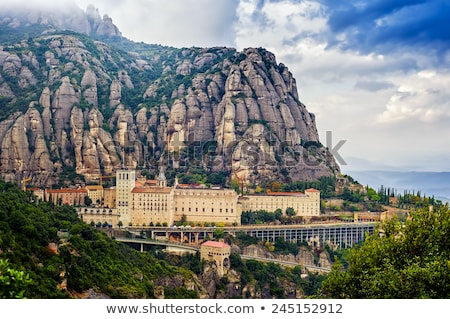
[0,3,121,41]
[344,170,450,203]
[0,4,340,188]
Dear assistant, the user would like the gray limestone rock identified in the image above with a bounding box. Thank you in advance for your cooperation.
[0,12,340,185]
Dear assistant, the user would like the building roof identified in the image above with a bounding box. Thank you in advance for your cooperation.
[305,188,320,193]
[201,240,230,248]
[46,188,87,194]
[176,183,205,189]
[175,184,228,191]
[266,190,305,196]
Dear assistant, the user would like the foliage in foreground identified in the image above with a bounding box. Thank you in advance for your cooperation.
[320,204,450,298]
[0,259,32,298]
[0,180,197,298]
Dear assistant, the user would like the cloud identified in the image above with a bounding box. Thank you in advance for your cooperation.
[354,80,394,92]
[235,0,328,50]
[0,0,79,9]
[377,69,450,123]
[76,0,239,47]
[3,0,448,171]
[319,0,450,57]
[1,0,240,47]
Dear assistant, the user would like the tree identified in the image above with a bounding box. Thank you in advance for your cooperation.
[84,196,92,206]
[285,207,296,217]
[274,208,283,220]
[320,204,450,298]
[0,259,32,299]
[214,228,225,239]
[270,181,282,192]
[230,179,240,194]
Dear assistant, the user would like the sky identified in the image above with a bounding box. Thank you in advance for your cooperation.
[3,0,450,174]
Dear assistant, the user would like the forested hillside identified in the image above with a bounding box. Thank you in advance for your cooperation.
[0,179,208,298]
[0,181,330,299]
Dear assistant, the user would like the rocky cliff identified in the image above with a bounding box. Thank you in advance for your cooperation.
[0,3,121,39]
[0,5,340,187]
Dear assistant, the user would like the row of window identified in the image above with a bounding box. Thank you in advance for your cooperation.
[206,251,230,256]
[175,207,234,213]
[132,207,166,212]
[133,195,169,199]
[83,208,114,213]
[117,201,130,206]
[176,192,233,196]
[176,201,233,206]
[83,212,115,215]
[135,202,168,206]
[131,212,167,217]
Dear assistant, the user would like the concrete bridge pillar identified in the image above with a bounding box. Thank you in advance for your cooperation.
[194,233,199,245]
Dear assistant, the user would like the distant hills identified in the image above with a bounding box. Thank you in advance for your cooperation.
[344,170,450,203]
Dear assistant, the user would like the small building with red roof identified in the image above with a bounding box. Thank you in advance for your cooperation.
[200,240,231,277]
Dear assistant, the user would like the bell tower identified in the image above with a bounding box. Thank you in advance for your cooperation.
[157,166,167,187]
[116,169,135,226]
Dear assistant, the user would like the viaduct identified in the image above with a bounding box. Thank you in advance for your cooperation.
[111,221,376,249]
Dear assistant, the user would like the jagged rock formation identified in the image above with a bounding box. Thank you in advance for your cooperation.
[0,3,121,39]
[0,5,339,187]
[242,244,332,269]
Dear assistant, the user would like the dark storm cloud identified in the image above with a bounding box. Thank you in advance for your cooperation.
[319,0,450,56]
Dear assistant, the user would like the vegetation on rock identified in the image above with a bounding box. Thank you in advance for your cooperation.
[0,180,202,298]
[320,204,450,298]
[0,7,339,188]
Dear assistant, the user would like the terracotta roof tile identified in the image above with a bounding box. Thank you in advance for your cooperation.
[202,240,230,248]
